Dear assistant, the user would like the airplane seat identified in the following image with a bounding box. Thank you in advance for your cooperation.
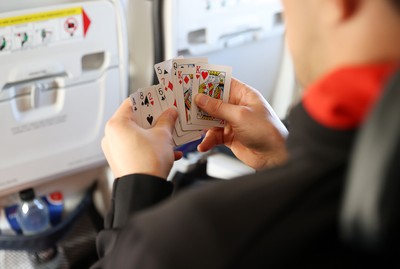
[340,67,400,258]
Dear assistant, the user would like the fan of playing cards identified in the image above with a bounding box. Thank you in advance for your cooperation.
[130,57,233,146]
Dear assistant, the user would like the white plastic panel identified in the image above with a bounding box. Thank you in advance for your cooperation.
[175,0,284,55]
[0,1,128,195]
[165,0,286,100]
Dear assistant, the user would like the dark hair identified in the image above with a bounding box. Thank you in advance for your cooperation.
[390,0,400,9]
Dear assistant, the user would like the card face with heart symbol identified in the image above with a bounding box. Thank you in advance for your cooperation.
[174,66,208,131]
[171,58,208,131]
[154,56,189,138]
[190,63,232,127]
[130,57,232,146]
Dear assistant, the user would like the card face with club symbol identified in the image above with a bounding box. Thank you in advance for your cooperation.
[129,57,232,146]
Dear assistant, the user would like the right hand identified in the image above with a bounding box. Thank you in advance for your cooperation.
[194,78,289,170]
[101,99,181,180]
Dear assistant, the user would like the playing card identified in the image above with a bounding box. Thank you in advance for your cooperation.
[133,57,233,146]
[173,132,203,147]
[154,57,190,137]
[154,56,184,84]
[171,57,208,73]
[154,83,177,139]
[175,66,209,131]
[171,58,208,130]
[175,67,193,125]
[154,83,203,146]
[191,63,232,127]
[137,86,162,129]
[130,91,143,127]
[154,57,180,110]
[154,83,169,109]
[157,78,189,137]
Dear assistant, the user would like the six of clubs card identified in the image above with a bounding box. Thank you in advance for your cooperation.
[130,57,232,146]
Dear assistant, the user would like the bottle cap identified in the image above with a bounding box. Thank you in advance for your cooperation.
[19,188,35,201]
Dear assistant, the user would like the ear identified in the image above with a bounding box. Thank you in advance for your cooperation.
[335,0,362,20]
[318,0,363,25]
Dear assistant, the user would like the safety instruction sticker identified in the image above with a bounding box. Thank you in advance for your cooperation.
[0,7,91,54]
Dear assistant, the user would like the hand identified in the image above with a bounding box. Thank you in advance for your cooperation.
[101,99,182,179]
[194,78,289,170]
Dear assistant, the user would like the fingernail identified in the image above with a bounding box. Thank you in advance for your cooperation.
[196,94,209,107]
[167,107,178,118]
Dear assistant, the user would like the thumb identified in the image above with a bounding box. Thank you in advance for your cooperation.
[195,94,237,123]
[155,108,178,133]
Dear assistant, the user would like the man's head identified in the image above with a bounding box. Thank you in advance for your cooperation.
[282,0,400,87]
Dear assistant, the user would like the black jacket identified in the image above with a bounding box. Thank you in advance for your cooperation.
[90,103,386,268]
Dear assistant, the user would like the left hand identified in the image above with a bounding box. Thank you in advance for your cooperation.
[101,99,182,179]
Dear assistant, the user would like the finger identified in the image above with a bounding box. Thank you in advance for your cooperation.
[174,151,183,161]
[229,77,244,103]
[112,98,136,121]
[229,77,264,105]
[155,108,179,133]
[197,128,224,152]
[194,94,244,125]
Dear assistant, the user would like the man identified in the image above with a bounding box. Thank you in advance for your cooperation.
[93,0,400,268]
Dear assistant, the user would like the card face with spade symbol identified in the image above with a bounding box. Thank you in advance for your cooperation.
[154,83,203,145]
[130,57,232,146]
[154,83,168,108]
[191,63,232,127]
[154,57,188,138]
[154,56,184,100]
[129,92,143,127]
[137,86,162,129]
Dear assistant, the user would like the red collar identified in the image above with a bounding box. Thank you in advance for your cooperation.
[303,63,399,130]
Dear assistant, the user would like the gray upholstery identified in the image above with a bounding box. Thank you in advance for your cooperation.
[341,69,400,250]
